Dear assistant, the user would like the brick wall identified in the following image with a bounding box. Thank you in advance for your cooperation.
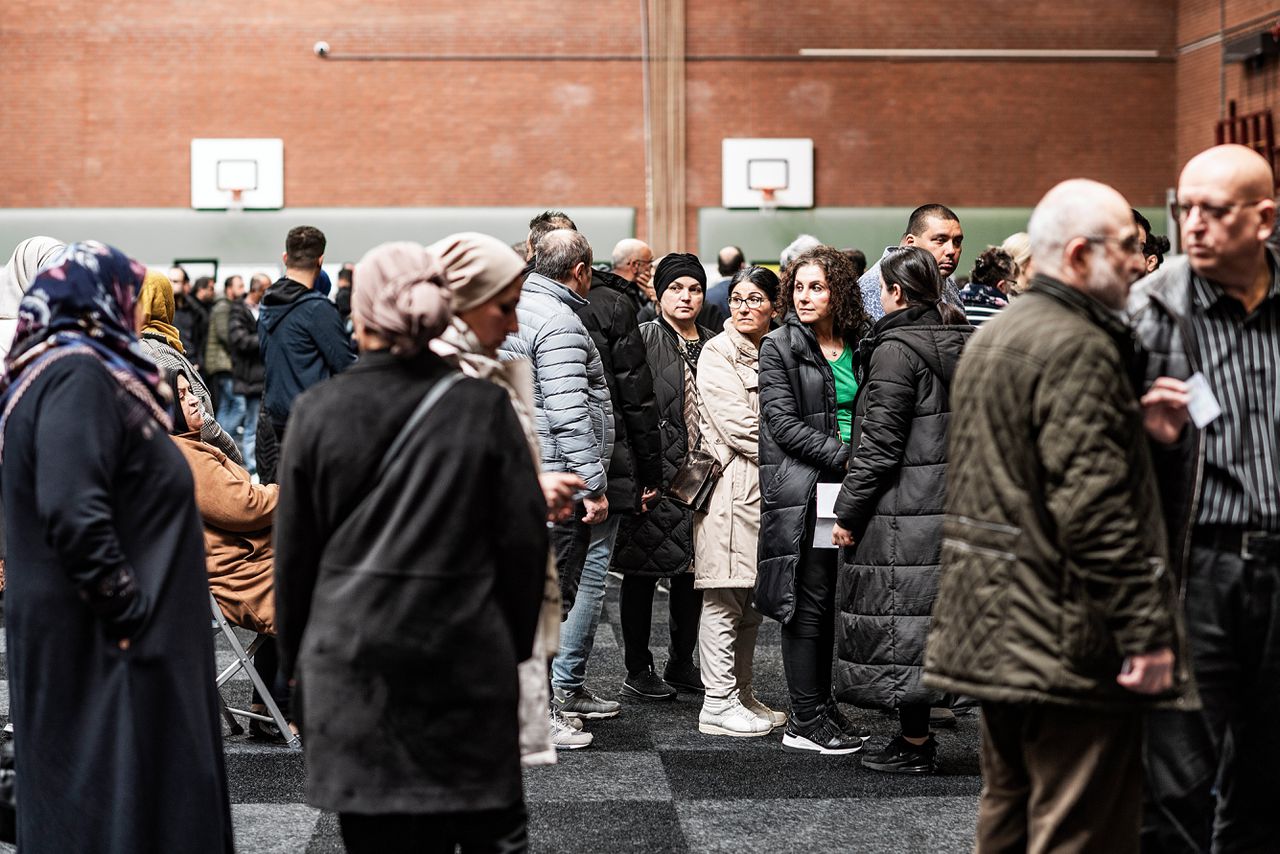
[2,1,1189,248]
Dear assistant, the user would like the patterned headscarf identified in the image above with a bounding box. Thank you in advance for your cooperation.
[0,242,171,456]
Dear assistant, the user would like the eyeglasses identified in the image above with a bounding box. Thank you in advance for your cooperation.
[729,295,769,309]
[1170,199,1266,223]
[1082,235,1144,255]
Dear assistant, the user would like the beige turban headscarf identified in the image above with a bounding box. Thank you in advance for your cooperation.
[1,236,66,360]
[427,232,527,312]
[353,242,453,353]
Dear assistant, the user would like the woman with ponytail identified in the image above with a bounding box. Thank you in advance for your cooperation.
[830,246,973,775]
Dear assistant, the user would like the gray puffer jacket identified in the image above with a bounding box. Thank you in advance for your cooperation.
[500,273,614,495]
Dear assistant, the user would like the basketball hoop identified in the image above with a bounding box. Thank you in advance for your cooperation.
[227,188,245,214]
[758,187,779,217]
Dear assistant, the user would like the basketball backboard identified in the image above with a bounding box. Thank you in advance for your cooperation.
[191,138,284,210]
[722,138,814,210]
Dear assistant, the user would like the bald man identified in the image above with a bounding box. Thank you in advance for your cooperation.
[926,179,1192,853]
[611,239,724,328]
[705,245,745,319]
[1130,144,1280,853]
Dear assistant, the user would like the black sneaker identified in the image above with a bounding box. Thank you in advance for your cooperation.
[825,701,871,741]
[662,659,705,693]
[621,666,677,701]
[861,735,938,774]
[781,714,865,755]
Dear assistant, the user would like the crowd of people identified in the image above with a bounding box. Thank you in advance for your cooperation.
[0,141,1275,853]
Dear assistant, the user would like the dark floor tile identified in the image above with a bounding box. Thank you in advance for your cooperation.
[528,801,687,853]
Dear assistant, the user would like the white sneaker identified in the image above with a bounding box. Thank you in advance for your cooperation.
[740,687,787,729]
[698,692,774,737]
[550,709,592,749]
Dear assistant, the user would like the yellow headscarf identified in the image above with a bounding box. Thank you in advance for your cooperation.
[138,269,185,354]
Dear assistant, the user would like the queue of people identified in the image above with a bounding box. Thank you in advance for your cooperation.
[0,142,1276,853]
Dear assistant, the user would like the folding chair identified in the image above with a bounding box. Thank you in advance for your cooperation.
[210,593,301,749]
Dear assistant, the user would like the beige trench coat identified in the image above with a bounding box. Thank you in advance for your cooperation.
[693,322,762,590]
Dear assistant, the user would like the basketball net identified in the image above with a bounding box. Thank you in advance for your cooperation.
[227,188,245,214]
[758,187,779,217]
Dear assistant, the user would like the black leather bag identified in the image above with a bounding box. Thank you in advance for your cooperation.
[666,448,723,513]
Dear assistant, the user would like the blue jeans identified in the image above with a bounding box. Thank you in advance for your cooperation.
[215,374,246,438]
[240,395,261,476]
[551,513,620,692]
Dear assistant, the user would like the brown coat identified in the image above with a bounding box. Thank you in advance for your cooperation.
[693,322,762,589]
[173,432,278,635]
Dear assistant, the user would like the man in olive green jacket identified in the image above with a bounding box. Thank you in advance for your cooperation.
[924,179,1196,854]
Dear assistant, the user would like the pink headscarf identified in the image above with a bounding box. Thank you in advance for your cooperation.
[353,242,453,353]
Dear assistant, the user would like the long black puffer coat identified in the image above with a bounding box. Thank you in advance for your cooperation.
[612,317,715,577]
[755,314,862,623]
[832,306,971,708]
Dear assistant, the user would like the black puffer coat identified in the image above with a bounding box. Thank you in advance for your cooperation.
[612,318,715,577]
[755,314,862,623]
[227,299,265,397]
[580,269,663,512]
[831,306,972,709]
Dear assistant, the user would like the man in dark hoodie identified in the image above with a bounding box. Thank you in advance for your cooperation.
[257,225,355,481]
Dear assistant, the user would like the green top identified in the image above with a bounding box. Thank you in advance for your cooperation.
[827,345,858,443]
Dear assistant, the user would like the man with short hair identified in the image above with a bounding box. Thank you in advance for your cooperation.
[228,274,268,473]
[207,274,245,436]
[704,245,744,320]
[526,210,577,263]
[500,228,614,748]
[1131,144,1280,853]
[258,225,355,481]
[859,205,967,321]
[335,266,353,325]
[925,179,1193,852]
[610,238,656,320]
[173,271,210,372]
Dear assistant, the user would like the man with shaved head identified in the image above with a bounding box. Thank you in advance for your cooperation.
[925,179,1193,852]
[704,245,745,320]
[1131,144,1280,853]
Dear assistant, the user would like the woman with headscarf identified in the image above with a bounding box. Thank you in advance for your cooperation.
[0,241,233,853]
[612,252,716,701]
[0,236,65,360]
[137,269,244,464]
[275,241,547,853]
[428,231,589,757]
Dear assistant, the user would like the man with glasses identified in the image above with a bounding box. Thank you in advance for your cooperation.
[611,238,658,320]
[1130,143,1280,852]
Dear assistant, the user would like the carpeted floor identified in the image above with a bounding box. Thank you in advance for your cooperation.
[1,575,982,852]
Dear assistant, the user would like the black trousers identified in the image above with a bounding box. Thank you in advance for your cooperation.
[620,572,702,675]
[780,543,838,722]
[900,704,930,739]
[549,507,590,620]
[339,802,528,854]
[1143,541,1280,853]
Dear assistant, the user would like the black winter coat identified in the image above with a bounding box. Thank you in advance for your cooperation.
[227,299,265,396]
[275,350,546,815]
[831,306,972,709]
[581,269,663,511]
[755,314,863,623]
[612,318,715,577]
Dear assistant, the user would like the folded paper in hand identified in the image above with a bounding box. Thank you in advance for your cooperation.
[812,483,840,549]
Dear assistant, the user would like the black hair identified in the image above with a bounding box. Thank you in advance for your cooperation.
[906,204,960,238]
[527,210,577,253]
[1147,234,1171,264]
[969,246,1018,288]
[166,371,187,435]
[729,265,780,305]
[337,268,353,285]
[717,246,745,277]
[285,225,327,270]
[880,246,968,325]
[842,248,867,279]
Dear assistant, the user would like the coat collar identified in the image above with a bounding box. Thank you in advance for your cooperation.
[524,272,588,308]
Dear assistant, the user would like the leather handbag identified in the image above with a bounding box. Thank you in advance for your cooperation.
[666,447,723,513]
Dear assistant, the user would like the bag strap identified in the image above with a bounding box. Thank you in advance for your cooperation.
[375,372,463,481]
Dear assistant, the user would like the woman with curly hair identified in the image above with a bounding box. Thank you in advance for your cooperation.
[755,244,872,754]
[959,246,1017,327]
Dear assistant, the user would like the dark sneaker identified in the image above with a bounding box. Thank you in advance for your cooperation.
[662,659,705,694]
[553,685,622,720]
[930,707,957,728]
[861,735,938,774]
[825,701,871,741]
[621,666,677,701]
[781,714,865,755]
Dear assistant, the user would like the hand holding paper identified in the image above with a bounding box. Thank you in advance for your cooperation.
[1141,376,1195,444]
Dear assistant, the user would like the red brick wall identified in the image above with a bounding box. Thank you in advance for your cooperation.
[3,1,1183,248]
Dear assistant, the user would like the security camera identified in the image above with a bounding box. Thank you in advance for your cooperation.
[314,41,330,57]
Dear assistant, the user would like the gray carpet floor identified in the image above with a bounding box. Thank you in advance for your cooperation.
[1,575,982,852]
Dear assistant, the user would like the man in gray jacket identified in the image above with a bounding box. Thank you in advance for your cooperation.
[500,228,614,615]
[858,204,966,322]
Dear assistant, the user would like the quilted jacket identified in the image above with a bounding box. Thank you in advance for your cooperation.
[923,275,1195,710]
[754,314,863,624]
[499,272,614,495]
[579,269,662,512]
[612,318,715,577]
[831,306,972,709]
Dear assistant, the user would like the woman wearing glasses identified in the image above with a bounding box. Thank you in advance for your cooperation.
[693,266,786,737]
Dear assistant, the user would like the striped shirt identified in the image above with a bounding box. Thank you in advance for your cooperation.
[1189,264,1280,529]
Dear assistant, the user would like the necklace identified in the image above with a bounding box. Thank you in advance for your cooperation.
[820,340,844,360]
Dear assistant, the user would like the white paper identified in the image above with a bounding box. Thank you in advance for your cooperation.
[1185,372,1222,429]
[812,483,841,549]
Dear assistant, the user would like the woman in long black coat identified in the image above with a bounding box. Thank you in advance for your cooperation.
[831,247,972,775]
[0,242,233,854]
[756,245,871,755]
[274,242,546,853]
[611,254,715,701]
